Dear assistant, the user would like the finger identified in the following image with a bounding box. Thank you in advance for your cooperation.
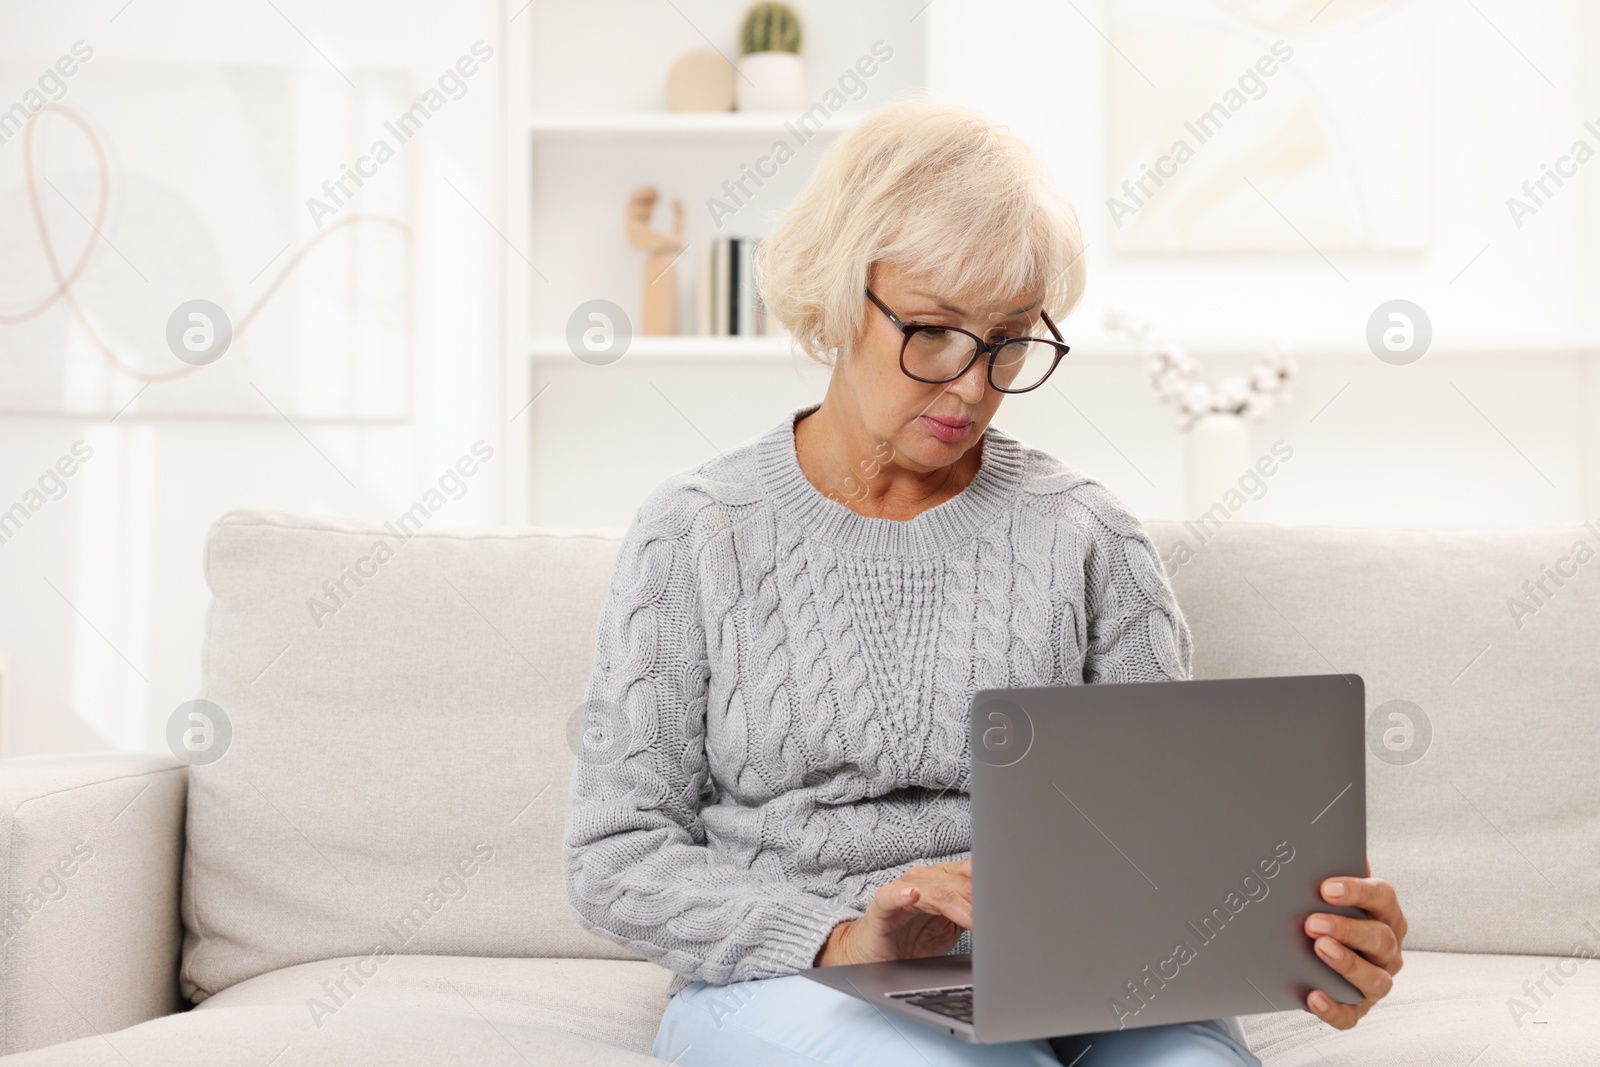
[923,861,971,885]
[869,882,925,923]
[1321,876,1406,937]
[911,882,973,928]
[1313,933,1394,1003]
[871,881,972,930]
[1303,914,1400,968]
[1305,988,1364,1031]
[907,866,972,899]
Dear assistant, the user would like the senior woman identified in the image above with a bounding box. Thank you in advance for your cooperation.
[563,95,1406,1067]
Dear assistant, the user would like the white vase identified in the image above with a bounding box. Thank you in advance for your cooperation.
[1184,413,1250,520]
[736,52,807,113]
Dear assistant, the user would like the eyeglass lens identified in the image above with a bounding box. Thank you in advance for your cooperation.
[903,329,1057,391]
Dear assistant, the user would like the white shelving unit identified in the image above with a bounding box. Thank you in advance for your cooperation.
[503,1,934,526]
[529,335,803,360]
[528,112,865,137]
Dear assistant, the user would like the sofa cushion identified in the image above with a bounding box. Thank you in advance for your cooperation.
[5,950,1588,1065]
[0,1002,663,1066]
[197,954,673,1056]
[1241,948,1600,1065]
[183,511,637,1003]
[1148,521,1600,960]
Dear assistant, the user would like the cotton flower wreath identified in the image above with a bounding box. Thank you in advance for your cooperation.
[1105,309,1297,430]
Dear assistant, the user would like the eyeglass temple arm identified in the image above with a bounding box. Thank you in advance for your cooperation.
[863,286,903,329]
[1040,309,1064,344]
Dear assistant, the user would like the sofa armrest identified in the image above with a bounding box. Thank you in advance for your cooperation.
[0,752,187,1056]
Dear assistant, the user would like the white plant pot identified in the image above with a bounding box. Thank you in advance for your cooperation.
[1184,413,1250,520]
[736,52,806,113]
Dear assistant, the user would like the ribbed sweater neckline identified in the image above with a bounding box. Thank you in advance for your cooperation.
[753,402,1025,557]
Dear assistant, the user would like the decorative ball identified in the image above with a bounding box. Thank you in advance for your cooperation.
[666,50,735,112]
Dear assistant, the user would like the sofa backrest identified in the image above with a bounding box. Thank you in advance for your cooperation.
[183,511,634,1003]
[1148,519,1600,961]
[185,510,1600,1001]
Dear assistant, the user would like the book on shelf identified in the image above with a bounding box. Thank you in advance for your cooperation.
[695,236,783,338]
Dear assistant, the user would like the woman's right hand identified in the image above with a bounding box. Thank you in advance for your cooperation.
[814,860,972,966]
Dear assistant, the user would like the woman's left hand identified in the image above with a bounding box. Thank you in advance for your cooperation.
[1303,861,1407,1029]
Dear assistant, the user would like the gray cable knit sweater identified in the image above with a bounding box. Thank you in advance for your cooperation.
[563,403,1193,997]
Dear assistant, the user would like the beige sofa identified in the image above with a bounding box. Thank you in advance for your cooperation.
[1,509,1596,1065]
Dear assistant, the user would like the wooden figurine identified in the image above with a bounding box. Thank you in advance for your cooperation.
[626,186,684,336]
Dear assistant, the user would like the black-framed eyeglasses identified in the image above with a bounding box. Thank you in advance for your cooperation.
[865,286,1070,394]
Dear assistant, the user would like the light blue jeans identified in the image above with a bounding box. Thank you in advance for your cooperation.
[653,974,1262,1066]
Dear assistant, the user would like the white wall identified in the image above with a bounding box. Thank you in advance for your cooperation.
[0,0,508,755]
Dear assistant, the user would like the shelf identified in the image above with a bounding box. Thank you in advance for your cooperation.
[530,334,1600,364]
[528,111,865,137]
[529,335,808,360]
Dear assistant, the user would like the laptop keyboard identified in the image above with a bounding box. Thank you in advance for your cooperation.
[887,985,974,1024]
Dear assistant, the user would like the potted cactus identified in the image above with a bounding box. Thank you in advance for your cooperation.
[736,3,806,112]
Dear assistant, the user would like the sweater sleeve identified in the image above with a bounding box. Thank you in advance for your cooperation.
[562,484,858,985]
[1070,482,1193,684]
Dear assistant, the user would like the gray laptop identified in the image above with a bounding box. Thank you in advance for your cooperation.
[800,674,1368,1043]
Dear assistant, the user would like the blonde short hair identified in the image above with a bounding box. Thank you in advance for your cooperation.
[755,92,1087,366]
